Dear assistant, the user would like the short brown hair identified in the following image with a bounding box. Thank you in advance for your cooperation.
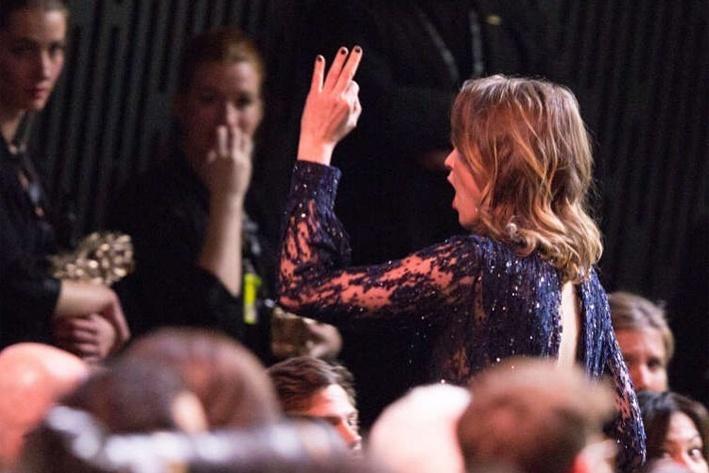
[457,358,614,473]
[177,27,264,95]
[125,328,279,428]
[451,75,601,283]
[609,291,674,363]
[267,356,356,413]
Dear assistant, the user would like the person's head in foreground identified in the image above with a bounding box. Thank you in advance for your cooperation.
[609,291,673,392]
[21,414,381,473]
[457,358,616,473]
[638,391,708,473]
[268,356,361,451]
[124,327,279,428]
[447,75,601,283]
[0,343,87,469]
[61,357,207,434]
[369,383,471,473]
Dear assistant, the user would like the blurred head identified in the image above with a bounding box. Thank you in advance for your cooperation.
[268,356,361,451]
[22,418,380,473]
[457,358,615,473]
[448,75,601,283]
[174,27,264,166]
[609,291,673,392]
[62,358,207,434]
[369,384,470,473]
[0,343,87,468]
[124,328,279,428]
[0,0,68,116]
[639,391,709,473]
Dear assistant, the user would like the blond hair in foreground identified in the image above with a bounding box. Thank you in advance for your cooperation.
[451,75,602,283]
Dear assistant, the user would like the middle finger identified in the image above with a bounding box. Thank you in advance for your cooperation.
[323,47,349,91]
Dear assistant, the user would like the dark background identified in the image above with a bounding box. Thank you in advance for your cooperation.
[33,0,707,393]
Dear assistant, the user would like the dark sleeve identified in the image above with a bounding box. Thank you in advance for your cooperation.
[108,189,245,340]
[603,328,647,473]
[277,161,481,325]
[0,198,59,347]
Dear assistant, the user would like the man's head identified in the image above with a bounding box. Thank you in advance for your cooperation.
[609,291,673,392]
[457,358,616,473]
[124,328,279,428]
[0,343,88,468]
[369,384,471,473]
[268,356,361,451]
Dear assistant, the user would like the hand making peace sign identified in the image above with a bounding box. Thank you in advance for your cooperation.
[297,46,363,166]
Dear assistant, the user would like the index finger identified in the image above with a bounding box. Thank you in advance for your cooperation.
[310,55,325,93]
[335,45,363,92]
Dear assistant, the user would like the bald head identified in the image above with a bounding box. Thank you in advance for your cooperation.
[0,343,88,467]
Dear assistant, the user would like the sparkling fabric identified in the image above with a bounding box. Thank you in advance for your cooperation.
[279,161,645,472]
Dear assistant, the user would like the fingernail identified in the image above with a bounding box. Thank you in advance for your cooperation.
[339,47,347,55]
[353,45,362,53]
[316,55,324,62]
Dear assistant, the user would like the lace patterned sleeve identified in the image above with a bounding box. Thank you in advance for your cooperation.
[604,329,647,473]
[278,161,480,324]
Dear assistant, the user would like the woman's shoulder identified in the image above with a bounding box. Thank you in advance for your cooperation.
[429,234,528,271]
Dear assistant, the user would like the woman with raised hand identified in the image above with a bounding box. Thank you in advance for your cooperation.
[109,28,261,347]
[279,47,645,471]
[0,0,129,359]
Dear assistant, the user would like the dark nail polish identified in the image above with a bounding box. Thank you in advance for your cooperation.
[316,55,324,62]
[353,45,362,53]
[339,47,347,54]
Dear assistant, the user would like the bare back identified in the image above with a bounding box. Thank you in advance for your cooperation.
[557,282,581,368]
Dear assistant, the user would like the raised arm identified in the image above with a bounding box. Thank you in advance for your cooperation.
[196,125,253,297]
[278,48,480,324]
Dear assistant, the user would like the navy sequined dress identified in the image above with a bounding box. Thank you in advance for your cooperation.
[278,162,645,472]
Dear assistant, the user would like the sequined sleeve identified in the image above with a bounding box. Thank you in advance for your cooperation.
[278,161,481,325]
[604,328,647,472]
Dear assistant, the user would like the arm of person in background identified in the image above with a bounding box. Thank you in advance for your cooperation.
[53,314,118,362]
[0,203,128,356]
[196,125,253,297]
[51,280,130,360]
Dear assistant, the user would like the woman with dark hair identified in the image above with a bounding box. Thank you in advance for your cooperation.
[638,391,708,473]
[0,0,129,358]
[278,48,645,471]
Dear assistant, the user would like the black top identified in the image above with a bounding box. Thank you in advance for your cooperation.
[0,135,60,348]
[108,151,273,361]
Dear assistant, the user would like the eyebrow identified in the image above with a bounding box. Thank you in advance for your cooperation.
[664,434,702,444]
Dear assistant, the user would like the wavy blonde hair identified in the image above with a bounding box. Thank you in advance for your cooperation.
[451,75,602,283]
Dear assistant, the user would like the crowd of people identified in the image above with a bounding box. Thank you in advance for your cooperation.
[0,1,706,473]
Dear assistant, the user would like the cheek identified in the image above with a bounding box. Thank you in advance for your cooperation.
[650,369,668,389]
[49,57,65,83]
[238,105,263,137]
[0,57,26,88]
